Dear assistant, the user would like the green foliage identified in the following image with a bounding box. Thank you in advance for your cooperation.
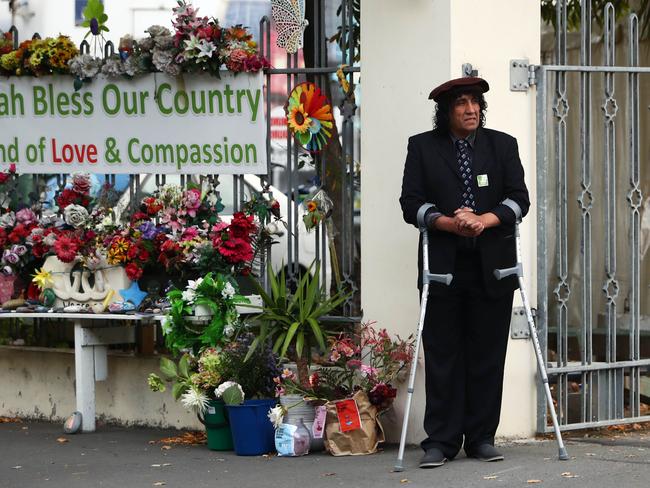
[329,0,360,63]
[221,384,244,405]
[246,261,350,381]
[151,354,194,400]
[540,0,633,31]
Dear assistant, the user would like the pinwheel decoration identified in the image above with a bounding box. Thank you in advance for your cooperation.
[285,82,334,153]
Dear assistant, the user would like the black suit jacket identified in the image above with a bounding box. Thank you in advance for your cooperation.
[399,127,530,297]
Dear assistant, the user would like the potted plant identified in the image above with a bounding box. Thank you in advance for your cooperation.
[217,334,281,456]
[246,260,350,385]
[147,332,281,452]
[275,322,415,456]
[148,349,234,451]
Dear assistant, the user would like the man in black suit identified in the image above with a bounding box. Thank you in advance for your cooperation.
[399,77,530,468]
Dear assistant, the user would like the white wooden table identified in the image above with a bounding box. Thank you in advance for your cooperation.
[2,313,152,432]
[2,297,263,432]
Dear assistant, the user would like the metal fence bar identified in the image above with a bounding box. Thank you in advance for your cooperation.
[578,0,593,425]
[627,13,642,419]
[602,2,619,421]
[547,358,650,374]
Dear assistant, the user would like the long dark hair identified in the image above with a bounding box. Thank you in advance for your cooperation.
[432,87,488,135]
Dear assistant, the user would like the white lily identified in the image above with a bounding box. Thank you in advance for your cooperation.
[267,405,286,429]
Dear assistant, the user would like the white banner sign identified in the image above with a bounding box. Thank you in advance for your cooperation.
[0,72,267,174]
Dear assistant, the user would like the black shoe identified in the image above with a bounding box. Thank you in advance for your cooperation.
[419,448,447,468]
[466,444,504,462]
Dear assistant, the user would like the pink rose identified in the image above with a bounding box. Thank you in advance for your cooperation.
[183,188,202,218]
[15,208,37,225]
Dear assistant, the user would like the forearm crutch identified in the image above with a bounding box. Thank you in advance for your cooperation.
[394,205,453,472]
[493,221,569,461]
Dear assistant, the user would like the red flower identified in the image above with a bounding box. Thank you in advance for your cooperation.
[218,237,253,264]
[139,248,150,262]
[56,189,90,210]
[0,228,7,247]
[0,172,10,184]
[8,223,31,244]
[229,212,256,239]
[142,197,162,215]
[32,242,48,259]
[54,235,79,263]
[125,263,143,281]
[131,211,150,223]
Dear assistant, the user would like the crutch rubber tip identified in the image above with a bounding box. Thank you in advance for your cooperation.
[393,464,404,472]
[558,447,569,460]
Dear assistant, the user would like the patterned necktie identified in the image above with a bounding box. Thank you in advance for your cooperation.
[455,139,475,209]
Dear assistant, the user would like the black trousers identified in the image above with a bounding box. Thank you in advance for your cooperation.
[420,249,514,459]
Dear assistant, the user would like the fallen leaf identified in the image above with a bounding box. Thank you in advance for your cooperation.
[151,464,161,468]
[162,463,172,467]
[153,431,206,446]
[585,453,596,457]
[561,472,579,478]
[153,482,166,486]
[161,445,171,451]
[11,466,22,469]
[56,437,69,444]
[527,480,542,484]
[321,473,336,477]
[0,416,22,423]
[483,475,498,480]
[400,479,410,484]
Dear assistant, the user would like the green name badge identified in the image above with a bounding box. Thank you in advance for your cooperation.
[477,174,489,187]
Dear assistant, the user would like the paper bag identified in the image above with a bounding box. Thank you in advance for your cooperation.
[323,390,385,456]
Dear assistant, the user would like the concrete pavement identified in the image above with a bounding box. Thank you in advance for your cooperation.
[1,420,649,488]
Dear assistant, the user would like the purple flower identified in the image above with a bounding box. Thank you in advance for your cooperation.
[10,245,27,256]
[2,250,19,265]
[90,18,100,36]
[139,221,160,240]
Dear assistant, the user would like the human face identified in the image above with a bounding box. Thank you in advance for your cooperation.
[449,93,480,138]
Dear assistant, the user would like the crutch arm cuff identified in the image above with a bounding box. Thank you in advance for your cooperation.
[416,203,441,230]
[493,198,523,225]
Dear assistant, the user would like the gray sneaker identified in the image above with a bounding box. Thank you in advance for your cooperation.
[466,444,504,462]
[419,448,448,468]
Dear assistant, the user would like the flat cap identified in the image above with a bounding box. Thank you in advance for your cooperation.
[428,76,489,102]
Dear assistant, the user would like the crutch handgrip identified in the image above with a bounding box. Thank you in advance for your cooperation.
[426,272,453,286]
[493,264,522,280]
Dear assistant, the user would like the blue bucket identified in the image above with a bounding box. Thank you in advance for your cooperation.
[226,399,277,456]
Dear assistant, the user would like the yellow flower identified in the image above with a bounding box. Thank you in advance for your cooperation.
[32,268,54,290]
[288,104,311,134]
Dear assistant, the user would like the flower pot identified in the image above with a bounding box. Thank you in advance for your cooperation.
[279,394,323,451]
[226,399,277,456]
[193,303,212,317]
[197,400,233,451]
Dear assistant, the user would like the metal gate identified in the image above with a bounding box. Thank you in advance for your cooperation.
[534,1,649,431]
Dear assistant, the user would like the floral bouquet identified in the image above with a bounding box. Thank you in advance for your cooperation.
[148,332,280,413]
[0,31,13,56]
[273,322,415,411]
[0,36,78,77]
[67,0,268,84]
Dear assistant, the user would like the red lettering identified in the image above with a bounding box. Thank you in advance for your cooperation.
[87,144,97,163]
[50,138,98,164]
[51,138,61,163]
